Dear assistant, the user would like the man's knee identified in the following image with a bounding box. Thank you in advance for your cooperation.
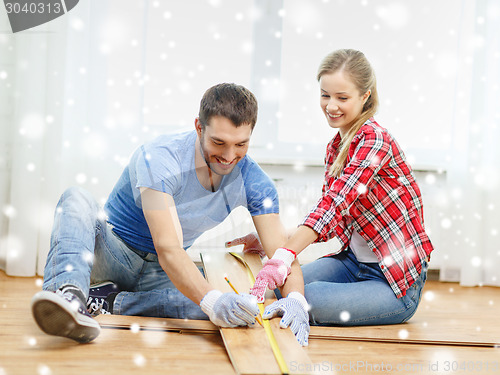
[60,186,99,210]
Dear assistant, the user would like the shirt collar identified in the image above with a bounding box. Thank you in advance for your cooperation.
[327,132,342,154]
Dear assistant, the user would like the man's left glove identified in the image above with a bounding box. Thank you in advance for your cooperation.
[263,292,310,346]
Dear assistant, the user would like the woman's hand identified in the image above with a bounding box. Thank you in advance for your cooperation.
[250,248,296,302]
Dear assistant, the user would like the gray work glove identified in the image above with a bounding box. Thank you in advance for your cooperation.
[263,292,310,346]
[201,290,260,327]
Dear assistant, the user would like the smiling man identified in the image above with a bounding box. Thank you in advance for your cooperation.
[31,83,299,344]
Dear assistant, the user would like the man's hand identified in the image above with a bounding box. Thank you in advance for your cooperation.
[263,292,310,346]
[225,232,266,257]
[250,248,296,303]
[200,290,260,327]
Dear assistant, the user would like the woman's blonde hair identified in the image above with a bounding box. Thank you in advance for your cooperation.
[317,49,379,177]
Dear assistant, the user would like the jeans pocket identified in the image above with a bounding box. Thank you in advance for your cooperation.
[402,288,416,309]
[408,271,426,306]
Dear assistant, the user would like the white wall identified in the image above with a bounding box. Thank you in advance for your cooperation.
[250,0,478,168]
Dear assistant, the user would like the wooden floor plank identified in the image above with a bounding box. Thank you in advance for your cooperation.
[304,338,500,375]
[201,251,281,375]
[201,252,316,375]
[307,281,500,347]
[0,272,234,375]
[96,314,217,333]
[5,322,234,375]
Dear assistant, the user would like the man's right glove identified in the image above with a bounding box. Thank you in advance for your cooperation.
[200,290,260,327]
[250,247,296,303]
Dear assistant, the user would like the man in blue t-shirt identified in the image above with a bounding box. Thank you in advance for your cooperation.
[30,83,307,345]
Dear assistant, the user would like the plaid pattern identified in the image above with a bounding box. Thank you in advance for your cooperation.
[302,118,434,298]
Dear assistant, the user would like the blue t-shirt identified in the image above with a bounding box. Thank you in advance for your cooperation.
[104,131,279,253]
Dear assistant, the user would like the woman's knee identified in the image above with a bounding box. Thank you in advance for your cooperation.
[304,282,332,323]
[302,256,349,284]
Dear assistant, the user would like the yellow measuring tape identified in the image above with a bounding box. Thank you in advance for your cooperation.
[229,252,289,375]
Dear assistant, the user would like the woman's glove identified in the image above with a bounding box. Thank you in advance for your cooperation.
[200,290,260,327]
[225,232,266,258]
[263,292,310,346]
[250,248,296,303]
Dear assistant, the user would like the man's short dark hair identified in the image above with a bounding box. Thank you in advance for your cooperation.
[199,83,258,130]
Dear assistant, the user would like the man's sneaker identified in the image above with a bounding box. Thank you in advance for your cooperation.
[31,290,101,343]
[87,281,119,316]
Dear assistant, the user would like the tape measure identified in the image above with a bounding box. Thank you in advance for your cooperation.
[229,252,289,375]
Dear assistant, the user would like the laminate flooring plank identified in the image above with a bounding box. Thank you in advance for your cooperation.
[307,281,500,347]
[201,252,316,375]
[201,252,281,374]
[305,338,500,375]
[234,253,321,373]
[0,273,233,375]
[96,314,217,333]
[3,320,234,375]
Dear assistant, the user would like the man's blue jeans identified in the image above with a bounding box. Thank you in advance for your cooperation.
[302,248,428,326]
[42,187,207,319]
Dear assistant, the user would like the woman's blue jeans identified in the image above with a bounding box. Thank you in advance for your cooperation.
[42,187,207,319]
[302,248,427,326]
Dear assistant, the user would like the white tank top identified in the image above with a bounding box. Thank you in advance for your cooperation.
[350,230,379,263]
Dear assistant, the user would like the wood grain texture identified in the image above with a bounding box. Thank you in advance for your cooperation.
[2,270,500,375]
[308,281,500,347]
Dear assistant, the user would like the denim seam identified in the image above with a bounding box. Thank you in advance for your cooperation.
[348,300,414,325]
[113,292,125,315]
[46,193,65,290]
[99,228,142,282]
[134,263,149,291]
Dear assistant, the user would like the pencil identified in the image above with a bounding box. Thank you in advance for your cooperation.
[224,276,239,294]
[224,276,263,327]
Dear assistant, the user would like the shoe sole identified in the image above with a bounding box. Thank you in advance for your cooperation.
[31,291,101,343]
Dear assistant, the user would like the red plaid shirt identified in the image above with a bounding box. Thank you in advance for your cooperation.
[302,118,434,298]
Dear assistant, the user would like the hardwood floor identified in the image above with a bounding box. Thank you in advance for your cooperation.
[1,270,499,375]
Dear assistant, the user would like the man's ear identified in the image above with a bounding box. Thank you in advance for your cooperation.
[195,118,203,136]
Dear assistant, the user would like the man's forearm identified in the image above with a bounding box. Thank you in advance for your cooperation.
[280,259,304,297]
[157,246,212,305]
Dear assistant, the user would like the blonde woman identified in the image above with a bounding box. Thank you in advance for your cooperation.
[235,49,434,331]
